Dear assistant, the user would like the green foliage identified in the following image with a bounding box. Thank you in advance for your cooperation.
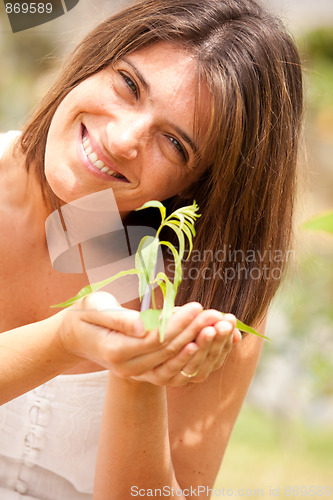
[298,27,333,113]
[300,27,333,63]
[217,405,333,492]
[0,30,57,130]
[52,200,268,341]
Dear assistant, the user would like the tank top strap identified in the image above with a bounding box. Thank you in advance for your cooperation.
[0,131,21,160]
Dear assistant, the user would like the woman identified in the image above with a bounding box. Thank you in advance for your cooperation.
[0,0,303,498]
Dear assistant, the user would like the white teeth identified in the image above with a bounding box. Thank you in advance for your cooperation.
[88,152,98,163]
[82,133,125,179]
[94,160,105,169]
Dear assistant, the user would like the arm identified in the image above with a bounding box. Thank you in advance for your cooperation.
[94,316,265,499]
[167,331,264,495]
[0,312,75,404]
[0,294,144,404]
[0,292,207,405]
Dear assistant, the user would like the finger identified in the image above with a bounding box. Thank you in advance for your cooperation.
[163,302,203,342]
[233,328,242,343]
[215,318,235,336]
[212,323,234,353]
[125,308,224,372]
[115,319,216,377]
[148,342,200,385]
[221,313,237,329]
[110,305,210,369]
[162,309,224,356]
[129,324,231,386]
[176,323,234,383]
[128,324,235,385]
[205,331,233,370]
[165,326,216,384]
[77,292,145,338]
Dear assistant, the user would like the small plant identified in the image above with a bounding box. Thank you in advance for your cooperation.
[52,201,269,341]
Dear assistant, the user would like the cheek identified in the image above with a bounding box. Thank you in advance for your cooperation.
[146,167,195,200]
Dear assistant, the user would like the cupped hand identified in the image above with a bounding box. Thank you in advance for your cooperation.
[57,291,205,377]
[131,312,242,386]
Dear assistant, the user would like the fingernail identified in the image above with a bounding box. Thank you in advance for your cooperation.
[234,329,242,342]
[206,330,216,341]
[188,344,198,355]
[217,321,233,333]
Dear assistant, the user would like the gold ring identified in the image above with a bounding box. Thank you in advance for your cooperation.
[180,368,199,378]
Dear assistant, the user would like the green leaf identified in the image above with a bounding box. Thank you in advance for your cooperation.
[157,280,166,299]
[154,271,172,284]
[140,309,161,331]
[159,241,182,288]
[164,221,185,261]
[164,218,195,259]
[158,277,177,342]
[135,200,166,222]
[51,268,142,308]
[235,318,271,341]
[135,236,159,300]
[172,201,201,227]
[302,211,333,235]
[159,241,179,263]
[176,212,185,231]
[178,223,194,258]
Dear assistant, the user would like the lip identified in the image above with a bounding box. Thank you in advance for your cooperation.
[79,124,129,183]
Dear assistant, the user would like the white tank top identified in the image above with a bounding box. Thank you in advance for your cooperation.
[0,132,109,500]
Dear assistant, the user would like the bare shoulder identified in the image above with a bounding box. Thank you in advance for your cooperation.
[166,317,266,492]
[0,133,5,163]
[0,132,17,169]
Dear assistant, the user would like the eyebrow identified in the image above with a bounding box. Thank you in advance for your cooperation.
[122,57,198,154]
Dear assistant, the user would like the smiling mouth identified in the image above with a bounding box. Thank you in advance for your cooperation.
[82,127,128,181]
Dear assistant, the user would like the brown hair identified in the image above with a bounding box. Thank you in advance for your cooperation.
[19,0,303,327]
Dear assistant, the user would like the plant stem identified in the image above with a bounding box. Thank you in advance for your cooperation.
[151,285,156,310]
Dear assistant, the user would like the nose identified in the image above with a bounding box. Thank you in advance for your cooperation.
[105,114,148,161]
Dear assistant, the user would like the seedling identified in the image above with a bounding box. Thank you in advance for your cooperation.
[52,200,269,341]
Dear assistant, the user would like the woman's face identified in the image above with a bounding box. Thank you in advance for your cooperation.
[45,42,207,214]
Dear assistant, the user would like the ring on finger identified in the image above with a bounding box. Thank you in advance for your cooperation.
[180,368,199,378]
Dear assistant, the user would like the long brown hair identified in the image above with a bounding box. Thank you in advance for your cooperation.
[19,0,303,327]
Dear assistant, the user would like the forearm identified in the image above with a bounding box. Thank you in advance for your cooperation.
[0,312,79,404]
[94,373,185,499]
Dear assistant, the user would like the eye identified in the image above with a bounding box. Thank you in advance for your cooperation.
[119,71,139,98]
[168,136,187,161]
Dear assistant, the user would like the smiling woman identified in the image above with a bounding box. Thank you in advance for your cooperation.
[0,0,303,499]
[43,42,203,212]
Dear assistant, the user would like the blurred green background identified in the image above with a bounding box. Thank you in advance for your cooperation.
[0,1,332,497]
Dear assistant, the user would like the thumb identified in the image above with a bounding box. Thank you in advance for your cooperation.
[78,292,145,338]
[82,291,122,312]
